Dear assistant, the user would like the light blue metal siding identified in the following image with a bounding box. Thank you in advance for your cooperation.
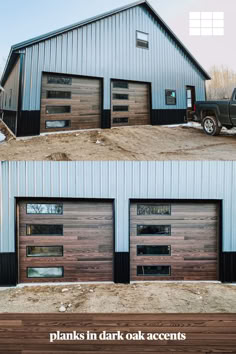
[21,6,206,111]
[0,161,236,253]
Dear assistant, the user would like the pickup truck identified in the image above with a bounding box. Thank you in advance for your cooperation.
[192,88,236,136]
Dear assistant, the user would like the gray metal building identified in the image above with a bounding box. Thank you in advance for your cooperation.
[0,0,209,137]
[0,160,235,285]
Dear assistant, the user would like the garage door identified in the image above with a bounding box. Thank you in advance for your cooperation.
[130,202,219,281]
[40,73,101,133]
[18,200,113,283]
[111,80,150,127]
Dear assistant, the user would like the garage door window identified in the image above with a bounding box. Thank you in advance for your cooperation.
[47,91,71,99]
[137,245,171,256]
[113,106,129,112]
[137,265,171,276]
[113,118,128,124]
[26,224,63,236]
[137,204,171,215]
[27,267,64,278]
[47,75,72,85]
[26,246,63,257]
[137,225,171,236]
[27,203,63,214]
[113,81,129,89]
[46,106,71,114]
[46,120,71,129]
[113,93,129,100]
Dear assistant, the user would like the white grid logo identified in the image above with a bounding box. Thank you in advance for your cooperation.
[189,12,224,36]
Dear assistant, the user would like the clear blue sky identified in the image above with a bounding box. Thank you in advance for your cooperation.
[0,0,235,74]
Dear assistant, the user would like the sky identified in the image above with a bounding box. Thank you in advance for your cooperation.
[0,0,235,74]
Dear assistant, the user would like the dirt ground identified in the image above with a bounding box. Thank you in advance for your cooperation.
[0,282,236,313]
[0,121,236,161]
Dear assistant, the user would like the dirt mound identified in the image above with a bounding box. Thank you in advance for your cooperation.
[46,152,71,161]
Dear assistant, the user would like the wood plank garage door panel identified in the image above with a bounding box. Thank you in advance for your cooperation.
[111,81,150,127]
[130,202,219,281]
[18,200,113,283]
[40,74,101,133]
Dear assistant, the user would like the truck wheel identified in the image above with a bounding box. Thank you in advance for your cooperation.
[202,116,222,136]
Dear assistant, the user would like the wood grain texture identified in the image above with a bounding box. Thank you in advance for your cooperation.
[40,74,102,133]
[111,81,150,127]
[18,200,114,283]
[130,202,219,281]
[0,314,236,353]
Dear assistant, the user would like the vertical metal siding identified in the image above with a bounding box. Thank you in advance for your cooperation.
[2,57,20,111]
[0,161,236,253]
[21,6,206,111]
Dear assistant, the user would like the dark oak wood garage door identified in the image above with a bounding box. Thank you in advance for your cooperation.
[111,80,150,127]
[130,202,219,281]
[17,200,113,283]
[40,73,101,133]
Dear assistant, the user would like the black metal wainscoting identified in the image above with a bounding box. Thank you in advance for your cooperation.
[0,253,17,286]
[151,109,186,125]
[114,252,130,284]
[2,110,18,135]
[101,109,111,129]
[16,110,40,137]
[221,252,236,283]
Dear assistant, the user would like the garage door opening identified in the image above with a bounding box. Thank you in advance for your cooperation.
[40,73,102,133]
[111,80,151,127]
[17,199,114,283]
[130,201,220,281]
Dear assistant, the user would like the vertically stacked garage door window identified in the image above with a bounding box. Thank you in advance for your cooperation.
[18,200,114,283]
[130,201,219,281]
[24,203,64,279]
[111,80,150,127]
[40,73,101,133]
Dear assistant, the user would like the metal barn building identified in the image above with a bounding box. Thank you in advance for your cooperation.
[0,160,235,286]
[0,0,210,137]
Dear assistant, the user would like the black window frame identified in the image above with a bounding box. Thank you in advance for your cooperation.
[45,120,71,129]
[27,266,64,278]
[113,105,129,112]
[137,245,171,256]
[46,91,72,99]
[47,75,72,85]
[165,89,177,106]
[113,93,129,100]
[113,81,129,89]
[26,246,64,258]
[137,265,171,276]
[46,106,71,114]
[136,30,149,49]
[137,204,171,216]
[113,117,129,124]
[26,203,63,215]
[26,224,64,236]
[137,224,171,236]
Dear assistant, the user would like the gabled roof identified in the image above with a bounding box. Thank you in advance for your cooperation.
[1,0,210,85]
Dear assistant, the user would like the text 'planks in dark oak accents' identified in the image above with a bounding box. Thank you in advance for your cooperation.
[0,314,236,353]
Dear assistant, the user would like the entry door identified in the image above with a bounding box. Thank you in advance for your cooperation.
[17,200,114,283]
[186,86,196,120]
[130,202,219,281]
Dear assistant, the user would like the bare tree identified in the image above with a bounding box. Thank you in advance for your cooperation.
[206,66,236,100]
